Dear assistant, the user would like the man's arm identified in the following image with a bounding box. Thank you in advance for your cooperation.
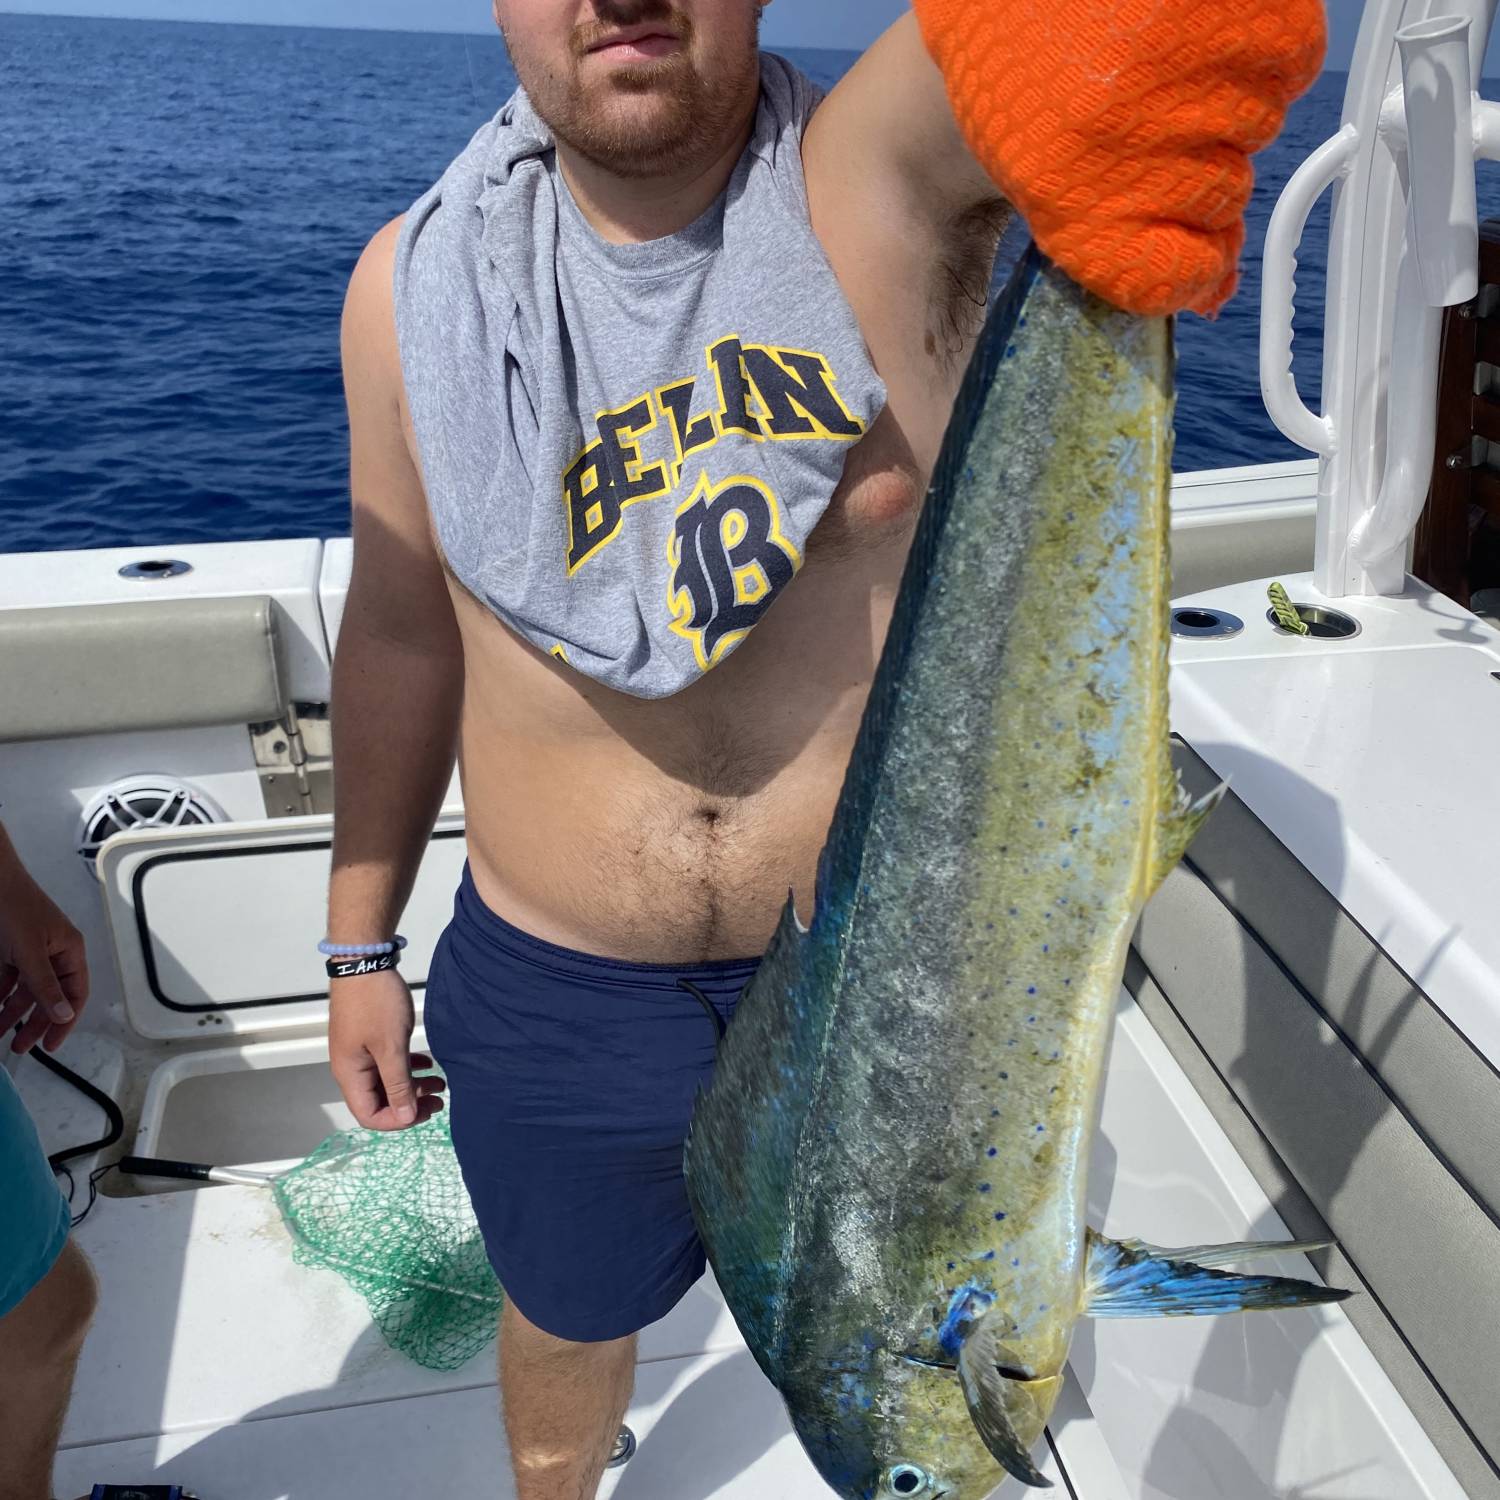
[0,823,88,1055]
[803,12,1009,477]
[326,216,458,1132]
[806,0,1324,473]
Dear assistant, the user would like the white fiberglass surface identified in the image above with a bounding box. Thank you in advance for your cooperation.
[0,537,331,703]
[58,995,1456,1498]
[131,1031,428,1179]
[55,1348,1108,1500]
[1170,578,1500,1074]
[1079,1002,1461,1500]
[99,816,467,1040]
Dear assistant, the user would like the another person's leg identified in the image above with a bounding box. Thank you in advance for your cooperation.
[499,1300,636,1500]
[0,1063,97,1500]
[0,1240,98,1500]
[424,867,757,1499]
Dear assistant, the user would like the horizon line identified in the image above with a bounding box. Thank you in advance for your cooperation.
[0,7,858,49]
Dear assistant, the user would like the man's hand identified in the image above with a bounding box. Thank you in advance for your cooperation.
[913,0,1326,316]
[0,847,89,1056]
[328,969,446,1131]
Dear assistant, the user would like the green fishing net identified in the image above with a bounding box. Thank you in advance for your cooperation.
[272,1110,503,1371]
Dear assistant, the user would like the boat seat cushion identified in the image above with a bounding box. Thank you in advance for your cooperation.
[0,597,288,743]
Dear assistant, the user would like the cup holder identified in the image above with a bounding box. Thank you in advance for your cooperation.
[119,557,192,581]
[1170,607,1244,639]
[1265,603,1361,639]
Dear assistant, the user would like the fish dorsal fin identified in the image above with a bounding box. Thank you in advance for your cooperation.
[1084,1230,1352,1318]
[1145,773,1226,897]
[684,890,817,1381]
[956,1308,1053,1490]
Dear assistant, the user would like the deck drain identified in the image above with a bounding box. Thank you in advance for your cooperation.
[1265,603,1361,639]
[608,1426,637,1469]
[1170,606,1244,640]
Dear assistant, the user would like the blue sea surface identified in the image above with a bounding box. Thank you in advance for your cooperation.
[0,12,1477,553]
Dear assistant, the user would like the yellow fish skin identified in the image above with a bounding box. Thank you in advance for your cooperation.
[686,248,1343,1500]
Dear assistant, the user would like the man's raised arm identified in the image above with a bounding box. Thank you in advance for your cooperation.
[326,216,459,1133]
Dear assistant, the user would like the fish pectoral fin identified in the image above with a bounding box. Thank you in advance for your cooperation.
[956,1309,1053,1490]
[1084,1230,1353,1318]
[1147,775,1227,894]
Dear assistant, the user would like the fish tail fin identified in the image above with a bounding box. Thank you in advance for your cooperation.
[1145,772,1227,896]
[957,1308,1054,1489]
[1085,1230,1352,1319]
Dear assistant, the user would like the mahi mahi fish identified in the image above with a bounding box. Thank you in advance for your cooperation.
[684,247,1349,1499]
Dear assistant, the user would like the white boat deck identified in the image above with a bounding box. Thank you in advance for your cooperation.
[33,997,1459,1500]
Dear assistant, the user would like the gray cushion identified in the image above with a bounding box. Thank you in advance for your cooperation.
[0,598,287,743]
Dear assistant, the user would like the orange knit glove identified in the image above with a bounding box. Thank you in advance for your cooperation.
[913,0,1326,316]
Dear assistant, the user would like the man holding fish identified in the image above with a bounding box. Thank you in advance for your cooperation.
[326,0,1327,1495]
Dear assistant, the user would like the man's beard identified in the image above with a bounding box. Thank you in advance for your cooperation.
[513,6,761,181]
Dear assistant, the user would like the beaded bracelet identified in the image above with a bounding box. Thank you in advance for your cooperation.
[318,935,409,958]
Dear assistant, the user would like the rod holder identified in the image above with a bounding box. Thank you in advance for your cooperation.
[1397,15,1478,306]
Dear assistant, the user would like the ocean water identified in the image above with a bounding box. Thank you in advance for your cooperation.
[0,12,1468,552]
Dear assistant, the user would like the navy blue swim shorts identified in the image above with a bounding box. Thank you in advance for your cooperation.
[422,864,760,1344]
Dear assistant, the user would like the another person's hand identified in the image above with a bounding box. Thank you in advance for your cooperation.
[913,0,1326,316]
[328,968,445,1131]
[0,838,89,1055]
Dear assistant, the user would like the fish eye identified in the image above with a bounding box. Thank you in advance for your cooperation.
[886,1464,931,1496]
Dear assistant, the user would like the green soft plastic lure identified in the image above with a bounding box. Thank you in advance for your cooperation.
[1267,580,1311,635]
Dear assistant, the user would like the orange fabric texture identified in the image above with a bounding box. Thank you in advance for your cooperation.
[913,0,1326,316]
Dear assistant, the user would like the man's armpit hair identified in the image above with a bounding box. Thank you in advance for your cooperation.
[926,195,1012,371]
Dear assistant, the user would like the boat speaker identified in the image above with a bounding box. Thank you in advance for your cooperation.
[78,775,228,864]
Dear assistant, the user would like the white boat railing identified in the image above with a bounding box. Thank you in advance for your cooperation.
[1260,0,1500,597]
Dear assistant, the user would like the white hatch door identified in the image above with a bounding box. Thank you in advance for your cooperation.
[97,812,467,1041]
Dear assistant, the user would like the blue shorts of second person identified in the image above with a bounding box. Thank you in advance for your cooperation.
[423,865,761,1344]
[0,1062,71,1319]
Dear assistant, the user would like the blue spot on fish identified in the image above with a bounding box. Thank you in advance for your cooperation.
[983,1250,996,1261]
[978,1183,991,1193]
[1012,1258,1021,1267]
[987,1147,997,1157]
[1000,1071,1008,1079]
[1035,1124,1046,1133]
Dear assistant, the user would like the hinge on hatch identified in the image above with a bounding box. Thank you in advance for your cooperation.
[249,703,333,818]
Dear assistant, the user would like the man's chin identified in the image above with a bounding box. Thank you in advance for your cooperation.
[563,93,700,173]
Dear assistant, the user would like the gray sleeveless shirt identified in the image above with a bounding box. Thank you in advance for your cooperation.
[393,55,887,699]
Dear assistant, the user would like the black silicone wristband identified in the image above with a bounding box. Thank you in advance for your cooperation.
[326,950,400,980]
